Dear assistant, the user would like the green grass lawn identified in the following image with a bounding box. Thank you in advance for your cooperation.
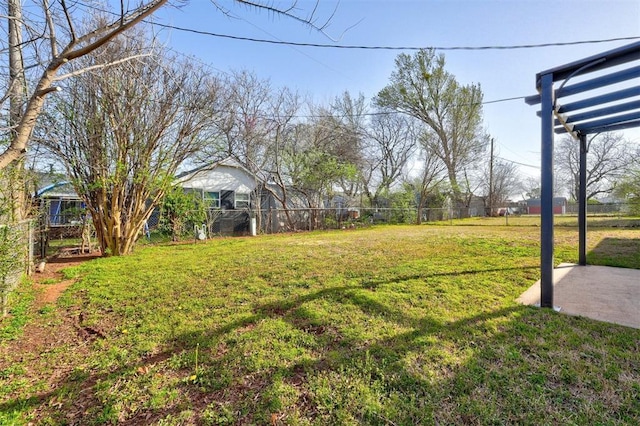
[1,224,640,425]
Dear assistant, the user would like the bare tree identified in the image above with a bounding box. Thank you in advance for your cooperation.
[413,143,447,224]
[330,91,367,198]
[275,104,359,228]
[197,72,306,230]
[204,70,275,171]
[0,0,173,170]
[261,87,304,230]
[361,109,417,207]
[481,159,520,213]
[42,30,220,255]
[556,133,634,201]
[521,176,541,200]
[1,0,339,171]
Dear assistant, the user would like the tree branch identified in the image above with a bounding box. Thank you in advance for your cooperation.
[54,53,152,81]
[60,0,77,42]
[41,0,58,57]
[60,0,169,62]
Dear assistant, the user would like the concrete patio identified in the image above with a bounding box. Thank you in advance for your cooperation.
[517,263,640,329]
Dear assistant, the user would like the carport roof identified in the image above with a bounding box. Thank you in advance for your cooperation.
[525,41,639,309]
[525,41,640,137]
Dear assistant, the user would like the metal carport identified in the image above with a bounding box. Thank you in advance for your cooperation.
[525,42,640,308]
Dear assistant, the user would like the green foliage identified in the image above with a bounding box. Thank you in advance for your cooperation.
[0,278,34,340]
[159,187,207,241]
[0,224,26,316]
[386,183,417,223]
[425,189,447,209]
[296,149,357,199]
[614,171,640,215]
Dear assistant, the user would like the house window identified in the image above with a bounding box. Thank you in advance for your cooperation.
[204,191,220,209]
[235,193,250,209]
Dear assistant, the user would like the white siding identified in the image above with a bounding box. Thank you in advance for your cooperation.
[178,164,257,193]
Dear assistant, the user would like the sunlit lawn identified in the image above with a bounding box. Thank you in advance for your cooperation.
[1,222,639,425]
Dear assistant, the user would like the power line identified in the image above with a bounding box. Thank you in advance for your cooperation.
[75,1,639,52]
[496,156,540,169]
[148,21,640,51]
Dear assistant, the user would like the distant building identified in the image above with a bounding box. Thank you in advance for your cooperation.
[176,158,260,235]
[35,180,84,226]
[526,197,567,215]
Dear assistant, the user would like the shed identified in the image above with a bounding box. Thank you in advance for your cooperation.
[526,197,567,215]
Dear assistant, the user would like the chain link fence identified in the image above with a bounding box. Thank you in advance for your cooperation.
[140,202,640,240]
[1,219,34,315]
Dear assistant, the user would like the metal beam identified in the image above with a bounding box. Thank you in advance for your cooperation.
[540,73,555,309]
[566,118,640,135]
[561,100,640,124]
[527,41,640,308]
[556,65,640,98]
[579,134,587,266]
[556,111,640,134]
[571,111,640,133]
[556,87,640,114]
[536,41,640,85]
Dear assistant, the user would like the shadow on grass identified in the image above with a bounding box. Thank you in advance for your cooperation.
[359,264,539,289]
[588,237,640,269]
[552,217,640,229]
[2,263,637,424]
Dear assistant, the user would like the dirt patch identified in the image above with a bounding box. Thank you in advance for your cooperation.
[32,249,102,309]
[0,249,103,406]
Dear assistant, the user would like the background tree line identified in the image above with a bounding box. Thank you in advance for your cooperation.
[2,3,638,256]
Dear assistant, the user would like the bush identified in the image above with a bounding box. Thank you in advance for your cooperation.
[0,223,26,316]
[159,188,207,241]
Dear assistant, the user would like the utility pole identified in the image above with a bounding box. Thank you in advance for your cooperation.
[488,137,494,216]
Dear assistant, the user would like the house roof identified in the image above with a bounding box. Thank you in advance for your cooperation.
[526,197,567,207]
[34,175,80,199]
[176,157,259,193]
[176,157,252,179]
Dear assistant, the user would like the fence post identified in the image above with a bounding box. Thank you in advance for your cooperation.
[27,220,34,275]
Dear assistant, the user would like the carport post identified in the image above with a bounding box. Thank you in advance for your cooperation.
[578,133,588,266]
[540,73,555,308]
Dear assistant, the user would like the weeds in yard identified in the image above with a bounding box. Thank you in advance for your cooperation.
[0,279,34,341]
[1,224,639,424]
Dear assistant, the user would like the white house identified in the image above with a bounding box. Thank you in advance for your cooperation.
[175,158,264,236]
[176,158,258,210]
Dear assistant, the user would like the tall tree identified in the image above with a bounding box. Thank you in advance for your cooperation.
[206,70,274,171]
[330,91,367,198]
[43,29,219,255]
[556,133,634,201]
[521,176,541,200]
[360,109,417,207]
[276,103,359,229]
[0,0,337,170]
[413,141,447,224]
[375,49,488,202]
[261,87,303,230]
[288,111,359,210]
[0,0,171,170]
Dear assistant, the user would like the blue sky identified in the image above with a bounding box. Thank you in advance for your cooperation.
[153,0,640,179]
